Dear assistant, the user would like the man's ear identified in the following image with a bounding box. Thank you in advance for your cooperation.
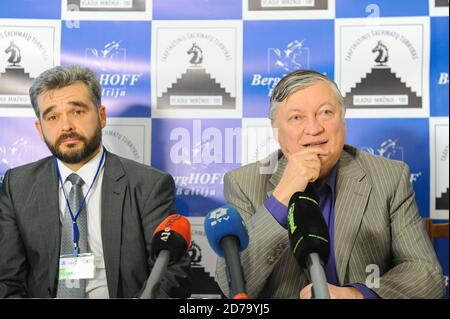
[271,119,279,143]
[35,119,45,141]
[99,105,106,128]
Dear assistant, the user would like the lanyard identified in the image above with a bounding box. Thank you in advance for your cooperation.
[56,147,106,255]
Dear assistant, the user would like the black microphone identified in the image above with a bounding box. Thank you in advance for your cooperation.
[140,214,191,299]
[287,191,330,299]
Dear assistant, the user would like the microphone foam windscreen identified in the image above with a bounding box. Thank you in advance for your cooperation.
[287,191,330,269]
[204,205,249,257]
[151,214,191,263]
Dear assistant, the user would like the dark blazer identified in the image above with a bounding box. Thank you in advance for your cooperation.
[0,151,192,298]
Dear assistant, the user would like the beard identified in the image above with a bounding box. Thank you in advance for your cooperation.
[44,124,102,164]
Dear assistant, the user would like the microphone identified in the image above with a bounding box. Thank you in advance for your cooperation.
[204,205,249,299]
[140,214,191,299]
[287,191,330,299]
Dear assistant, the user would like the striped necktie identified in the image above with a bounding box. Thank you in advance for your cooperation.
[56,173,88,298]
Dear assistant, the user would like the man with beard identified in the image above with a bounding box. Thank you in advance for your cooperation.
[0,65,192,298]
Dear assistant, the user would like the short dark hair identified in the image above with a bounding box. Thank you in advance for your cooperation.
[29,65,101,118]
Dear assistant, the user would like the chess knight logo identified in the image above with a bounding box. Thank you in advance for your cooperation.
[154,24,239,112]
[5,41,21,66]
[0,22,58,107]
[86,40,142,99]
[188,240,202,266]
[187,43,203,66]
[337,20,428,111]
[372,40,389,66]
[0,40,34,105]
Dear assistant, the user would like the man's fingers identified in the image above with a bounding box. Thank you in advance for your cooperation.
[299,154,322,162]
[295,146,330,156]
[301,160,321,171]
[289,153,323,165]
[285,147,330,162]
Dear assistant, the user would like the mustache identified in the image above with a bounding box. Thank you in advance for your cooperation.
[55,132,87,147]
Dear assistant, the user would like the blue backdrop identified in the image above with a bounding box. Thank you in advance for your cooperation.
[0,0,448,298]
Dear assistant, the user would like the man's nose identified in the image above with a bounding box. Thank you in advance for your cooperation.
[304,117,324,135]
[60,114,74,131]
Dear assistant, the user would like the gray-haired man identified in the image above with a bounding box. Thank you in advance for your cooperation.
[215,69,444,299]
[0,65,192,298]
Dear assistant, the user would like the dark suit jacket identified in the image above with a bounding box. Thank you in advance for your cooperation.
[0,151,192,298]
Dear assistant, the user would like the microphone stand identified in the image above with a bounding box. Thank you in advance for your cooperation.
[140,250,171,299]
[307,253,330,299]
[221,236,248,298]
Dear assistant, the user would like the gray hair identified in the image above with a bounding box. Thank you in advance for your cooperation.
[269,69,345,121]
[29,65,101,118]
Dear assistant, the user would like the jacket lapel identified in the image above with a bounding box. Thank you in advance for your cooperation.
[267,150,287,197]
[35,158,61,293]
[334,149,371,284]
[101,151,126,298]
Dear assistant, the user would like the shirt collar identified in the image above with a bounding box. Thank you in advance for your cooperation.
[326,164,338,193]
[57,146,105,187]
[312,164,338,196]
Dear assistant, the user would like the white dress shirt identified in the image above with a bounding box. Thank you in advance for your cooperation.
[57,147,109,298]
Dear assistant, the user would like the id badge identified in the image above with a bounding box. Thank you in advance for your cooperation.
[58,253,95,280]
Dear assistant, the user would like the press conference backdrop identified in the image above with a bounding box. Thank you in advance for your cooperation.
[0,0,448,298]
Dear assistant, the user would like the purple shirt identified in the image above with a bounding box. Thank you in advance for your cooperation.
[264,165,379,299]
